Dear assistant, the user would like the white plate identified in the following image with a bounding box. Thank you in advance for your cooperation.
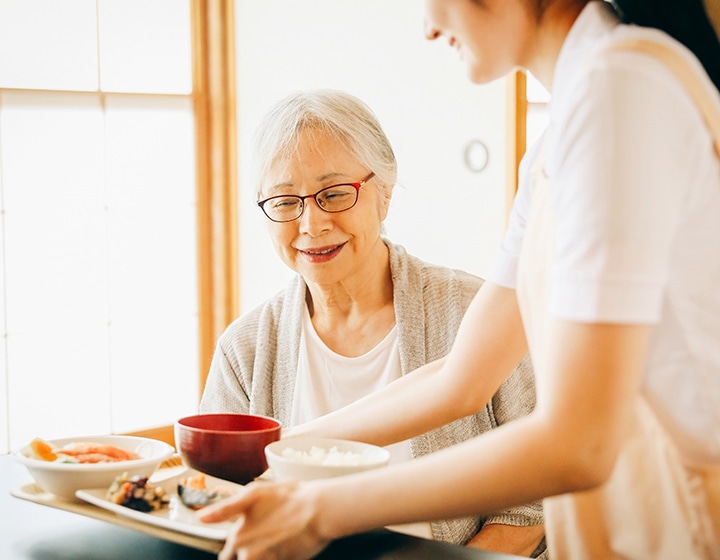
[75,469,241,541]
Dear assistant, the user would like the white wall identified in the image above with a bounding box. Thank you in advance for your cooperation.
[235,0,510,313]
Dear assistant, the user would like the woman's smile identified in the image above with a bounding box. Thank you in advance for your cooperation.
[297,242,346,263]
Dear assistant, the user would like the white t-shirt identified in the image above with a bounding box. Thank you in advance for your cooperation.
[291,307,433,538]
[291,306,415,463]
[489,1,720,464]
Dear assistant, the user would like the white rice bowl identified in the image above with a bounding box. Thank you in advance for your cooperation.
[13,435,175,500]
[265,437,390,481]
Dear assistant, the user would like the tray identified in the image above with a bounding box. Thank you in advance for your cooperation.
[10,464,231,553]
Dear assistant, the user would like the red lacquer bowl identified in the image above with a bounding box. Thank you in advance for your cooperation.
[175,413,281,484]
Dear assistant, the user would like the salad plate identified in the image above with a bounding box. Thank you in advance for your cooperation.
[75,469,240,541]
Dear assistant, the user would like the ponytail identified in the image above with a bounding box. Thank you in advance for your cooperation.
[611,0,720,91]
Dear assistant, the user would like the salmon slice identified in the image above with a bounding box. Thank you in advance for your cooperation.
[59,444,140,462]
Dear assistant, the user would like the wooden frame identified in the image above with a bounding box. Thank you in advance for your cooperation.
[126,0,239,447]
[191,0,239,392]
[505,70,527,221]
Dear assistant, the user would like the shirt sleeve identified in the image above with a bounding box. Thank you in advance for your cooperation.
[545,49,704,323]
[487,136,545,289]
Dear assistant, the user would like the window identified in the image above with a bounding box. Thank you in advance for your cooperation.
[526,71,551,152]
[0,0,237,453]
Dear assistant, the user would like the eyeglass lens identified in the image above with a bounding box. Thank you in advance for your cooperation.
[262,184,359,222]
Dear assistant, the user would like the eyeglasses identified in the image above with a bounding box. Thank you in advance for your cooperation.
[257,172,375,223]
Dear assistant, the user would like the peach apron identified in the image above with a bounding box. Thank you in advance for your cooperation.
[516,40,720,559]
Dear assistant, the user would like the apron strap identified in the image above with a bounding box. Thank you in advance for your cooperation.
[605,39,720,159]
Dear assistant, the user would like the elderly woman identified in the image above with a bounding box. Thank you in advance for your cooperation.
[199,89,545,557]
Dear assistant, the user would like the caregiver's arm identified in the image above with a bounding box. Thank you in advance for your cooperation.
[318,320,651,527]
[288,281,529,446]
[201,320,652,560]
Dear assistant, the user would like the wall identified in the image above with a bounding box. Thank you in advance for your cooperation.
[234,0,510,313]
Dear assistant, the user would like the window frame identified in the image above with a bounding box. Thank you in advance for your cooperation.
[505,70,527,219]
[125,0,239,446]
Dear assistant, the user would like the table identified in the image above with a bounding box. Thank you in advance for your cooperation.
[1,454,523,559]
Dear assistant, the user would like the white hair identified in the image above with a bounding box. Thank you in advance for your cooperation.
[251,89,398,201]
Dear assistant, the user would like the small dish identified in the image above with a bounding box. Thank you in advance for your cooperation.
[75,469,241,541]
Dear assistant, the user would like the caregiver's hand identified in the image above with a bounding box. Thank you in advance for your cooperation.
[198,480,330,560]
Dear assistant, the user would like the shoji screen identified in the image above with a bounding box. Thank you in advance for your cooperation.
[0,0,198,452]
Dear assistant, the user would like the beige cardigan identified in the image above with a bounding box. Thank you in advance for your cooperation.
[200,241,544,550]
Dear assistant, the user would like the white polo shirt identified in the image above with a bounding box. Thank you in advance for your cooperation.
[489,1,720,465]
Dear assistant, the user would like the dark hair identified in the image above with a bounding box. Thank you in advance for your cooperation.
[611,0,720,91]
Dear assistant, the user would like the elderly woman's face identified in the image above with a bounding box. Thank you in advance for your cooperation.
[260,129,389,285]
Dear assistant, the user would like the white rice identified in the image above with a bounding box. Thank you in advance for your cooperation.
[281,445,373,466]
